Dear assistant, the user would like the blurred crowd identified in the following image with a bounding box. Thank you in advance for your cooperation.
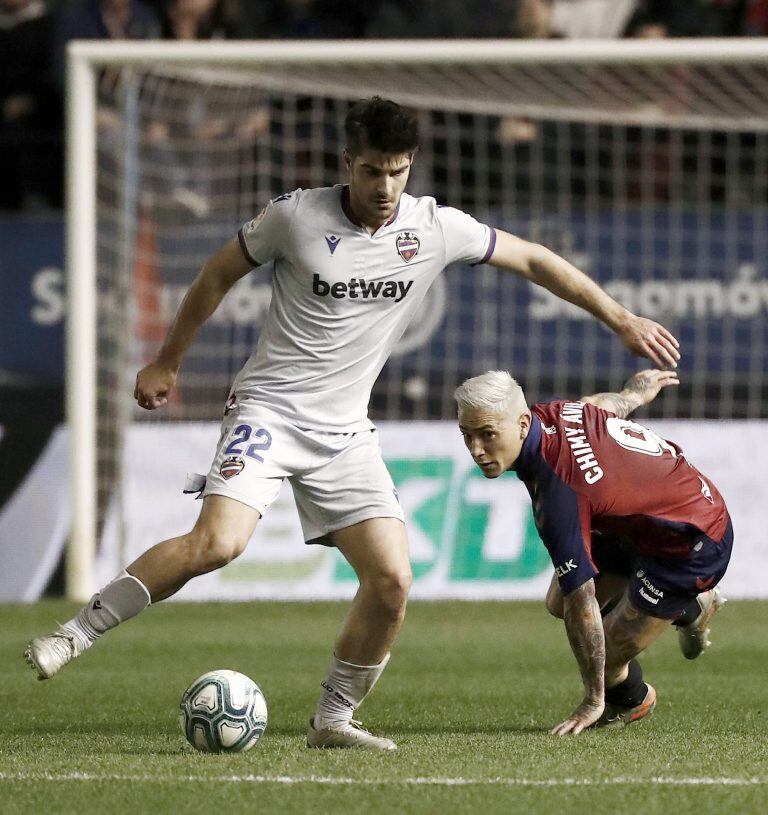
[3,0,768,211]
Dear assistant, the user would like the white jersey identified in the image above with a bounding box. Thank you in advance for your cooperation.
[234,185,496,432]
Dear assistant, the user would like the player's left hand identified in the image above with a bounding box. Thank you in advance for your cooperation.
[550,697,605,736]
[617,316,680,369]
[622,368,680,406]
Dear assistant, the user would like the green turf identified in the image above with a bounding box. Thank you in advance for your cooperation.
[1,600,767,814]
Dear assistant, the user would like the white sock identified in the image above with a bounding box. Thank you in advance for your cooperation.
[313,652,390,729]
[61,570,151,651]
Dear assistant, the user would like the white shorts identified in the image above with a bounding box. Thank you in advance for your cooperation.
[203,400,404,546]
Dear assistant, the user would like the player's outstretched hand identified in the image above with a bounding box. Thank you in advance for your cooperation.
[617,316,680,369]
[134,361,178,410]
[550,697,605,736]
[622,368,680,407]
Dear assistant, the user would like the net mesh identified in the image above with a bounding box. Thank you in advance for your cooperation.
[92,51,768,531]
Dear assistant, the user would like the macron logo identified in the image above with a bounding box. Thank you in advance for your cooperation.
[312,273,414,302]
[325,235,341,255]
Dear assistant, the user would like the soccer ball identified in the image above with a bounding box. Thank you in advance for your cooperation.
[179,669,268,753]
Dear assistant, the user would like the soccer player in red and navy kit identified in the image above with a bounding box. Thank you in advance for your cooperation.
[455,369,732,735]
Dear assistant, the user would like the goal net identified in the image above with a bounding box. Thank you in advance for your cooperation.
[69,40,768,597]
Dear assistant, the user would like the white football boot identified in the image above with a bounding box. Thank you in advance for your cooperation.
[307,718,396,751]
[677,587,727,660]
[25,630,86,680]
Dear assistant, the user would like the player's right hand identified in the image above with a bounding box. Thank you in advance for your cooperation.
[134,361,178,410]
[616,315,680,369]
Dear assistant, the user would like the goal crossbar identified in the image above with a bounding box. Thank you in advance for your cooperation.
[70,38,768,67]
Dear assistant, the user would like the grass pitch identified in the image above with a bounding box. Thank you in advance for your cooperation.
[2,600,767,814]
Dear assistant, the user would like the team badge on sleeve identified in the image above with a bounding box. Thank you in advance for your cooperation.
[220,456,245,480]
[395,231,420,262]
[243,205,267,235]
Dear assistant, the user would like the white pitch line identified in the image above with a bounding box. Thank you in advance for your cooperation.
[0,772,767,786]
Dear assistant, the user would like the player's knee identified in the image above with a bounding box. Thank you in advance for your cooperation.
[545,584,564,619]
[368,566,412,618]
[187,528,248,573]
[545,597,564,619]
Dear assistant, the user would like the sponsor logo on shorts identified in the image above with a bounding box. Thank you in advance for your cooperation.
[395,231,420,262]
[636,570,664,598]
[639,588,660,605]
[220,456,245,480]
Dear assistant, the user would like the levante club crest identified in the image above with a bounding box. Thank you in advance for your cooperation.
[395,231,420,262]
[220,456,245,480]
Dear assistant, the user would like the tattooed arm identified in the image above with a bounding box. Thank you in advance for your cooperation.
[550,579,606,736]
[580,369,679,418]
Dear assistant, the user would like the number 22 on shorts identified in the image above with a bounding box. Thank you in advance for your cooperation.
[225,424,272,462]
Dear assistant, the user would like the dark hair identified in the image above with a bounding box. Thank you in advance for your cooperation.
[344,97,419,157]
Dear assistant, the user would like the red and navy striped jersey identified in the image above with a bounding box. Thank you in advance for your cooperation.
[514,400,730,594]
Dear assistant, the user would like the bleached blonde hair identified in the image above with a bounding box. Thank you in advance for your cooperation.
[454,371,527,417]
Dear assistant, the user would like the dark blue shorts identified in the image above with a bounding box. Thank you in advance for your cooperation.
[591,518,733,619]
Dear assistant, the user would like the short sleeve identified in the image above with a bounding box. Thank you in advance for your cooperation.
[437,206,496,266]
[532,471,597,594]
[238,190,301,267]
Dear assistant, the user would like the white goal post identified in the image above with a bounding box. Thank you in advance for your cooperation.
[67,39,768,601]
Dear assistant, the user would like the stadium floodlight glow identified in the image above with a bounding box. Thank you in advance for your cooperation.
[67,39,768,600]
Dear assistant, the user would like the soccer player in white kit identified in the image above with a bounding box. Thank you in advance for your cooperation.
[26,97,680,750]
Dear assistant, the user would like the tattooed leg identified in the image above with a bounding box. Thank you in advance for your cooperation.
[602,595,670,686]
